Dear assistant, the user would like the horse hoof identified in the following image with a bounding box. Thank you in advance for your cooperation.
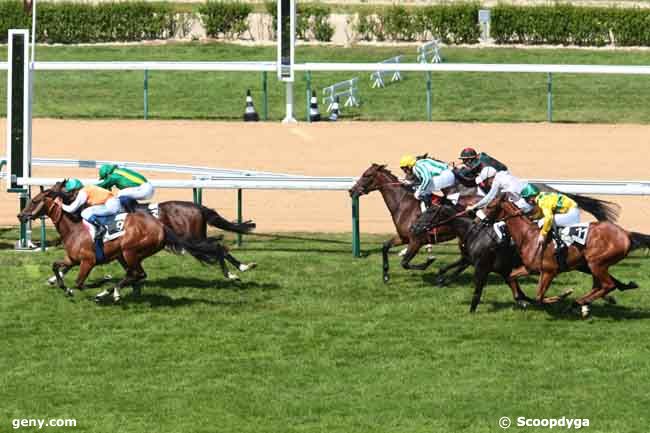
[239,263,257,272]
[580,304,591,319]
[113,296,121,304]
[383,275,390,283]
[65,288,74,297]
[227,272,240,281]
[516,300,529,310]
[47,276,57,286]
[397,248,408,257]
[559,288,574,300]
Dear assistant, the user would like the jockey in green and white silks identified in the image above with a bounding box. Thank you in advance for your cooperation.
[97,164,154,202]
[399,155,455,203]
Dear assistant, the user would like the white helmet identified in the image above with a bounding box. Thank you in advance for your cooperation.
[476,166,497,184]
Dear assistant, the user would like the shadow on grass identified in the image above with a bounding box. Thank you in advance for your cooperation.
[149,276,281,292]
[91,292,251,308]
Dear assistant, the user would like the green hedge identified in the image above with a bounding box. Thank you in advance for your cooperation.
[199,1,252,40]
[492,4,650,47]
[265,1,334,42]
[354,3,480,44]
[1,1,176,43]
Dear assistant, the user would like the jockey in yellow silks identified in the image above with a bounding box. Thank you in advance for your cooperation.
[520,184,580,243]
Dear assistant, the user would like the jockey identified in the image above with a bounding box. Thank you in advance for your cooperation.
[521,184,580,270]
[468,167,532,213]
[399,154,455,209]
[457,147,508,181]
[58,178,120,241]
[96,164,154,210]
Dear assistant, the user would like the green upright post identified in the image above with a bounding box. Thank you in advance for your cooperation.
[426,71,433,122]
[237,189,243,247]
[144,69,149,120]
[305,71,312,122]
[352,195,360,257]
[262,71,268,121]
[192,188,202,205]
[40,215,46,252]
[547,72,553,123]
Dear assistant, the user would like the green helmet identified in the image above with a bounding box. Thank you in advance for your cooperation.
[520,184,540,199]
[99,164,117,179]
[64,178,84,191]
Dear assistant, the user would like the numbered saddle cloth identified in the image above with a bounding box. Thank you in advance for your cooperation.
[85,203,159,242]
[559,223,590,246]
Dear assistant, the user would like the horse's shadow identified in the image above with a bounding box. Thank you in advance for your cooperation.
[91,293,250,308]
[480,299,650,321]
[147,276,281,292]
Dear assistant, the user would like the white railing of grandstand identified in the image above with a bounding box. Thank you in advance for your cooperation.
[13,176,650,195]
[18,61,650,75]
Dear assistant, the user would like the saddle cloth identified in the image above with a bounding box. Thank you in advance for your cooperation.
[84,203,159,242]
[558,223,590,246]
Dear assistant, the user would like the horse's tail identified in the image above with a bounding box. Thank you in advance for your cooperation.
[533,183,620,222]
[163,226,224,265]
[199,205,256,234]
[629,232,650,252]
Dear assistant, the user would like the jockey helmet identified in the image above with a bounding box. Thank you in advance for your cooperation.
[64,178,84,191]
[399,155,417,169]
[99,164,117,179]
[476,166,497,184]
[520,183,540,199]
[459,147,478,160]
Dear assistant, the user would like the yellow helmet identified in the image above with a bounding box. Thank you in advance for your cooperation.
[399,155,417,168]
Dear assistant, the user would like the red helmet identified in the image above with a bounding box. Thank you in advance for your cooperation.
[459,147,478,160]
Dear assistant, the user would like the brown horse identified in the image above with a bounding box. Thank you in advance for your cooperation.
[349,163,479,282]
[46,199,257,286]
[18,182,236,302]
[484,193,648,317]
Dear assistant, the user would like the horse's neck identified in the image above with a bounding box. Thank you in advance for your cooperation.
[449,215,473,238]
[48,206,82,240]
[377,174,416,218]
[504,214,538,252]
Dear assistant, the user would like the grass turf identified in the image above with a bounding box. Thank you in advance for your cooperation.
[2,43,650,122]
[1,228,650,433]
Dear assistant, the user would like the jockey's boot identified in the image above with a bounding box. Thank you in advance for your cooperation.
[552,228,569,272]
[87,215,106,242]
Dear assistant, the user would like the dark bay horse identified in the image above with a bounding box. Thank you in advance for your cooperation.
[19,182,235,302]
[349,164,479,282]
[484,193,646,318]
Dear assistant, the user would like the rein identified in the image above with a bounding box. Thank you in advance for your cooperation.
[45,198,63,225]
[427,209,468,230]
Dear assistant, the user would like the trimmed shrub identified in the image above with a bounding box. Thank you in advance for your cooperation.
[265,1,334,42]
[199,1,252,40]
[0,1,29,43]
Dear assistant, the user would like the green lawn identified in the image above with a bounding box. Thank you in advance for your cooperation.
[1,228,650,433]
[2,43,650,122]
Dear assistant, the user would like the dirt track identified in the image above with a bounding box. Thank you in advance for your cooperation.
[2,119,650,233]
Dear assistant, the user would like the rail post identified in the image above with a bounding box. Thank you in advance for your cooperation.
[426,71,433,122]
[305,70,312,122]
[547,72,553,123]
[144,69,149,120]
[237,189,243,247]
[352,195,360,257]
[192,187,203,205]
[262,71,268,120]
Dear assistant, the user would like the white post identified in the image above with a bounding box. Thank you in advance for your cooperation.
[282,81,296,124]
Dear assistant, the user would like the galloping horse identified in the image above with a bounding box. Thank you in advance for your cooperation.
[484,193,647,317]
[348,163,479,282]
[18,181,238,302]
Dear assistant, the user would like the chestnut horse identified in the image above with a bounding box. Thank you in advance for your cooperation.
[18,182,237,302]
[348,164,478,282]
[484,193,648,317]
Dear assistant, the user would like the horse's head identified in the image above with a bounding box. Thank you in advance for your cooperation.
[483,192,520,221]
[17,180,68,223]
[349,163,396,198]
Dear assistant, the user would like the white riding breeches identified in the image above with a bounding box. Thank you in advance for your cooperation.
[553,206,581,227]
[423,169,456,194]
[118,182,154,201]
[81,197,121,220]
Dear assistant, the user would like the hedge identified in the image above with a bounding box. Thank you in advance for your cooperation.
[199,1,252,40]
[0,1,176,43]
[265,1,335,42]
[492,4,650,47]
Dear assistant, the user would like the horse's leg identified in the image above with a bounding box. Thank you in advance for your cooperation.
[534,271,568,304]
[435,257,470,286]
[224,250,257,272]
[400,239,436,271]
[502,273,533,307]
[509,265,530,280]
[469,267,489,313]
[574,266,617,318]
[49,261,72,286]
[70,260,95,297]
[382,235,402,283]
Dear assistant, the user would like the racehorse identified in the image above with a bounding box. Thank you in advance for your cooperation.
[413,201,636,312]
[483,193,647,317]
[348,163,479,282]
[18,181,239,302]
[47,197,257,286]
